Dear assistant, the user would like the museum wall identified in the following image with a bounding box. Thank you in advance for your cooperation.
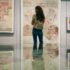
[0,0,70,70]
[66,2,70,49]
[60,1,70,70]
[0,0,21,70]
[60,1,66,70]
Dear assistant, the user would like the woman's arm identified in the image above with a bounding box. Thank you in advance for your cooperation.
[31,15,36,25]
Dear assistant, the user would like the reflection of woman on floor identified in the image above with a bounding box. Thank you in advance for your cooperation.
[31,6,45,59]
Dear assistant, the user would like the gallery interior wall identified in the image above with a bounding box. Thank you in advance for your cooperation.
[60,1,66,70]
[0,0,70,70]
[66,2,70,49]
[60,1,70,70]
[0,0,21,70]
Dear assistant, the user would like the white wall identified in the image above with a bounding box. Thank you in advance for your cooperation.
[60,1,67,70]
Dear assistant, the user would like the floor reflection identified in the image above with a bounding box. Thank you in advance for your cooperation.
[23,44,59,70]
[32,47,44,70]
[32,57,45,70]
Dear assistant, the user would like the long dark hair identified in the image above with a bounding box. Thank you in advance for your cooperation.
[35,6,45,23]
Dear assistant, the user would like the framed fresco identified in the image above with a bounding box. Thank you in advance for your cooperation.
[0,45,14,70]
[21,0,60,70]
[0,0,14,33]
[0,51,14,70]
[66,16,70,32]
[67,53,70,68]
[66,49,70,68]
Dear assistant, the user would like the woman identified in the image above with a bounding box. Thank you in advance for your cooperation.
[31,6,45,59]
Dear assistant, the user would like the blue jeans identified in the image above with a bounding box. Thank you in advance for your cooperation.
[32,28,43,57]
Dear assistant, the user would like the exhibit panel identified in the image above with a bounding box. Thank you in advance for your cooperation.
[21,0,60,70]
[0,45,14,70]
[0,51,14,70]
[0,0,14,33]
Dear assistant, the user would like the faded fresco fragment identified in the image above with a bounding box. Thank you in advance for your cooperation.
[22,0,60,70]
[0,51,13,70]
[23,0,59,43]
[0,0,13,32]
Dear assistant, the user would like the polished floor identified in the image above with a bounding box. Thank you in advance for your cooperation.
[23,44,59,70]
